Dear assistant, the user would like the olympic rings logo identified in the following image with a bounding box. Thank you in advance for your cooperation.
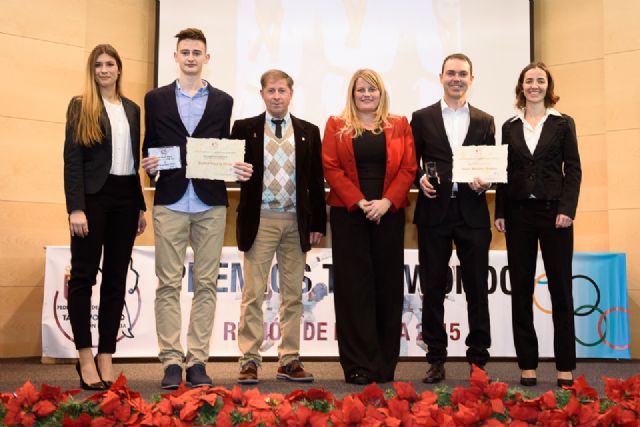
[532,274,629,350]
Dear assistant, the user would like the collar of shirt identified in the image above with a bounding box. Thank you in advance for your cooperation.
[511,107,561,125]
[175,79,209,98]
[265,111,291,132]
[440,98,470,114]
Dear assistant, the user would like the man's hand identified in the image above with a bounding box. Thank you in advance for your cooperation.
[233,162,253,182]
[469,177,491,193]
[309,232,323,245]
[419,175,437,198]
[495,218,506,233]
[141,156,160,176]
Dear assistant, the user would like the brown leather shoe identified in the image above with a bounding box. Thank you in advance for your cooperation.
[423,363,445,384]
[238,360,259,385]
[276,359,314,383]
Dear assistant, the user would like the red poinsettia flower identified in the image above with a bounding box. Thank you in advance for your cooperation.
[565,375,598,400]
[392,382,418,402]
[469,364,489,390]
[387,397,410,421]
[358,383,386,407]
[484,381,508,400]
[62,412,92,427]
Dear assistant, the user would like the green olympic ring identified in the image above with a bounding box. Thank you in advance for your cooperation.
[574,304,607,347]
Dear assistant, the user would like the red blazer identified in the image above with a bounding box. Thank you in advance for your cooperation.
[322,115,417,211]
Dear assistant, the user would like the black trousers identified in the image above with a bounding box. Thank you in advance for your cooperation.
[330,207,405,382]
[67,175,140,353]
[505,199,576,371]
[417,198,492,366]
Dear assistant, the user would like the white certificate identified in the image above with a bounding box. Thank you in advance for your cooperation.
[148,146,181,170]
[452,145,508,183]
[186,137,245,181]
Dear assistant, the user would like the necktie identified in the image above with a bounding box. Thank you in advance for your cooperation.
[271,118,284,139]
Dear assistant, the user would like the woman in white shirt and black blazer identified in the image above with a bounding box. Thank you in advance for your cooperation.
[495,62,581,388]
[63,44,146,390]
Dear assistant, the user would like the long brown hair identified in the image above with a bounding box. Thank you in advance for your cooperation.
[70,44,123,146]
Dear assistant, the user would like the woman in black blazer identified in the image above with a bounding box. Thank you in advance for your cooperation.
[495,62,581,388]
[64,44,146,389]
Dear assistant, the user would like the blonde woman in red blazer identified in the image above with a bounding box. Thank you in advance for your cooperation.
[322,69,416,385]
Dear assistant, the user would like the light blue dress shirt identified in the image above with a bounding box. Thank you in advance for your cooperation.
[165,80,211,213]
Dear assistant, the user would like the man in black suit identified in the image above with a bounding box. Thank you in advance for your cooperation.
[411,53,495,383]
[231,69,326,384]
[141,28,252,389]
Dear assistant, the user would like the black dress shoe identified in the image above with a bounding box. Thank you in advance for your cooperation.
[75,362,107,391]
[557,377,573,387]
[94,355,113,388]
[347,372,372,385]
[161,364,183,389]
[423,363,445,384]
[520,376,537,387]
[186,363,213,387]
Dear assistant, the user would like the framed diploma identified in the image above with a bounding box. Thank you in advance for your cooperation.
[452,145,508,183]
[185,137,245,182]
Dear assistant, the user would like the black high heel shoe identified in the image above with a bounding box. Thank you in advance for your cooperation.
[75,361,107,391]
[95,355,114,388]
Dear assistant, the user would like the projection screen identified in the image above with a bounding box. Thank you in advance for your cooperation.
[156,0,532,136]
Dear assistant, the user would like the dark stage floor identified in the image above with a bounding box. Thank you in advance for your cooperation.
[1,358,638,401]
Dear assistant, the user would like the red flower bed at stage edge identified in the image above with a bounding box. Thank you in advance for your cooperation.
[1,366,639,426]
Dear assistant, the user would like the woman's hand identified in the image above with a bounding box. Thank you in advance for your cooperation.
[69,210,88,237]
[364,198,392,224]
[495,218,506,233]
[136,211,147,236]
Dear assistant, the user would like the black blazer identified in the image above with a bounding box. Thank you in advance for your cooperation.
[231,113,327,252]
[63,96,145,213]
[495,113,581,219]
[411,101,496,228]
[142,81,233,206]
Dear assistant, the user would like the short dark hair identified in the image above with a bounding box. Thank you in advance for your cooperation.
[441,53,473,76]
[515,62,560,109]
[260,69,294,90]
[175,28,207,48]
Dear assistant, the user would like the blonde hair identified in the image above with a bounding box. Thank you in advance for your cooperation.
[70,44,123,146]
[339,69,390,138]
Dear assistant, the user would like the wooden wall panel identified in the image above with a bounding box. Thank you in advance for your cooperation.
[0,201,68,287]
[608,209,640,291]
[549,61,605,137]
[603,0,640,53]
[85,0,156,63]
[627,289,640,356]
[0,0,86,46]
[0,118,65,204]
[534,0,603,64]
[576,134,608,212]
[606,129,640,210]
[573,210,610,251]
[604,51,640,131]
[0,287,43,357]
[0,35,85,122]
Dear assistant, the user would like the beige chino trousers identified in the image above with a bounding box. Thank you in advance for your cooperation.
[153,205,226,368]
[238,210,306,366]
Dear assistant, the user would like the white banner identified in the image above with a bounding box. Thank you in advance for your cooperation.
[43,246,555,359]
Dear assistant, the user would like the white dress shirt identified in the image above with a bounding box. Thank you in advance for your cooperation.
[511,107,562,155]
[440,98,470,193]
[103,98,135,176]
